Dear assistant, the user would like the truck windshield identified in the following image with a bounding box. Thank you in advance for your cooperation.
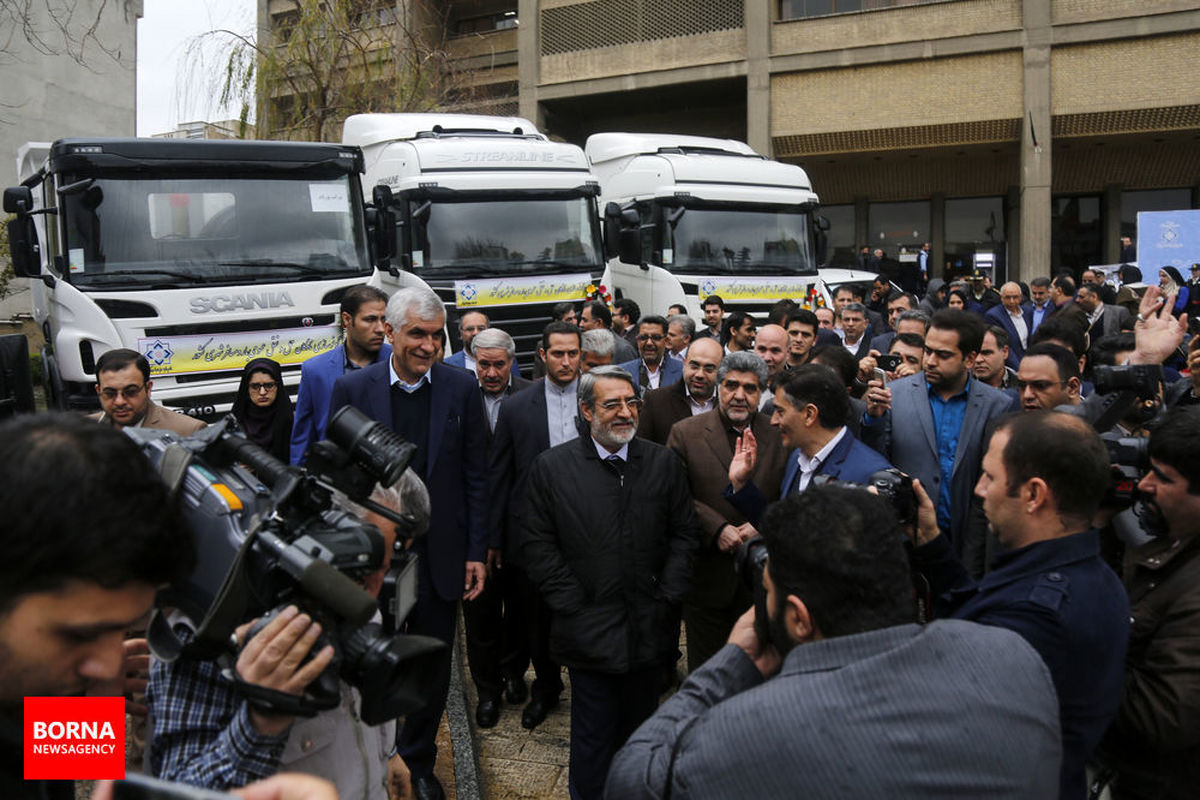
[60,174,370,289]
[665,205,815,275]
[413,196,602,276]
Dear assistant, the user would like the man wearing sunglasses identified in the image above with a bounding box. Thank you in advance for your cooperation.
[90,349,205,435]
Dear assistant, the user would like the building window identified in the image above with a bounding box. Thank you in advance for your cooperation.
[821,204,856,267]
[1051,195,1101,277]
[868,201,929,280]
[780,0,945,20]
[1121,189,1192,241]
[945,197,1005,281]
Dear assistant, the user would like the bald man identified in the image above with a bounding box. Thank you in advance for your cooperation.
[753,324,789,413]
[984,282,1033,368]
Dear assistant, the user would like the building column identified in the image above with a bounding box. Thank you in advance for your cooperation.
[518,0,542,127]
[1102,184,1122,263]
[745,0,771,155]
[1005,185,1021,279]
[854,196,870,256]
[930,192,946,280]
[1019,0,1052,283]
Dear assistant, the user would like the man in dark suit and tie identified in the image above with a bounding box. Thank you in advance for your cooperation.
[486,321,583,730]
[635,337,722,444]
[461,327,532,728]
[618,314,683,393]
[725,364,893,527]
[329,287,488,800]
[861,309,1018,577]
[984,281,1034,369]
[667,351,786,673]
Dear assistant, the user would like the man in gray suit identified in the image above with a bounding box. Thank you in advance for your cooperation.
[605,485,1062,800]
[861,309,1017,575]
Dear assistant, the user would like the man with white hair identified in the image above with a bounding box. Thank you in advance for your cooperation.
[522,366,698,800]
[329,287,488,800]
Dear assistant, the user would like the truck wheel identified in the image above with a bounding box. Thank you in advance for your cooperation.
[42,350,67,411]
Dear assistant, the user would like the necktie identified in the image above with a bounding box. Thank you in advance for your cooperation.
[605,454,625,483]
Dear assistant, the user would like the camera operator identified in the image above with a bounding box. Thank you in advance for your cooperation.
[605,485,1063,799]
[147,477,419,798]
[908,410,1129,800]
[1096,406,1200,799]
[0,414,194,800]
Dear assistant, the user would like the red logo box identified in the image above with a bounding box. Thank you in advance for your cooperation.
[24,697,125,780]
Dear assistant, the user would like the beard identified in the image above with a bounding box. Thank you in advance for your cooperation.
[592,417,637,450]
[763,600,798,661]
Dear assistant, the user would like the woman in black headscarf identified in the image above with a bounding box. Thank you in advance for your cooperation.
[232,358,293,461]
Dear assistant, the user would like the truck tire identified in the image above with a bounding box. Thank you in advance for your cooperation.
[0,335,35,419]
[42,349,67,411]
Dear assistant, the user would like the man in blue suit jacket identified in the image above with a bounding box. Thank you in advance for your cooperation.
[984,282,1034,369]
[289,285,392,464]
[329,287,488,800]
[443,309,522,378]
[725,364,893,527]
[861,309,1018,577]
[617,314,683,393]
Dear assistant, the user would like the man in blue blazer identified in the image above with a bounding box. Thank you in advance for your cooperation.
[725,364,893,527]
[617,314,683,393]
[984,282,1034,369]
[861,309,1018,577]
[329,287,488,800]
[289,285,392,464]
[443,309,522,378]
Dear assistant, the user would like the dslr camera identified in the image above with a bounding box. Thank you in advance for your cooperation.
[128,406,443,725]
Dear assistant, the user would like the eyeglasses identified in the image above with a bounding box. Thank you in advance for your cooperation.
[597,397,643,412]
[636,333,665,342]
[249,381,278,393]
[99,384,145,401]
[1016,379,1067,392]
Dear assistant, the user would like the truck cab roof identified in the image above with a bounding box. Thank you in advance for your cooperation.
[343,113,543,147]
[40,138,364,176]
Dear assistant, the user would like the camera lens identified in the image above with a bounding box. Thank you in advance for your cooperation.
[327,406,417,486]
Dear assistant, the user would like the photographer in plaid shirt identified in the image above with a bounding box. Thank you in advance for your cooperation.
[147,478,423,799]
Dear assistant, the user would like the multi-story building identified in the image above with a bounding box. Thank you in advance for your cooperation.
[1,0,139,184]
[263,0,1200,283]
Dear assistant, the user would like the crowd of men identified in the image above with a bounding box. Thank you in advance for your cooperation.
[3,262,1200,800]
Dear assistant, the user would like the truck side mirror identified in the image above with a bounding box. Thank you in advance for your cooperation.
[6,216,41,278]
[813,214,830,267]
[370,185,398,271]
[3,186,32,214]
[603,202,621,259]
[618,208,642,266]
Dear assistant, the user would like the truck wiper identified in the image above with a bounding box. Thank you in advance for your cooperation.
[83,268,199,283]
[219,259,362,276]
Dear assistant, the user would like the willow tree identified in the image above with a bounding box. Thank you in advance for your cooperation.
[194,0,474,142]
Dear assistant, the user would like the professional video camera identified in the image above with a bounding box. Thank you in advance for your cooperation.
[1101,432,1150,506]
[127,406,444,725]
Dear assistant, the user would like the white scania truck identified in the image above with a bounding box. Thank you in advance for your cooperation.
[5,138,375,417]
[586,133,827,319]
[343,113,609,368]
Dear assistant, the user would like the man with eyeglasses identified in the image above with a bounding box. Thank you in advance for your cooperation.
[1016,343,1082,412]
[617,314,682,393]
[522,366,697,800]
[90,348,205,435]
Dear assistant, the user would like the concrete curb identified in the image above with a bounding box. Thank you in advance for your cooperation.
[448,625,483,800]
